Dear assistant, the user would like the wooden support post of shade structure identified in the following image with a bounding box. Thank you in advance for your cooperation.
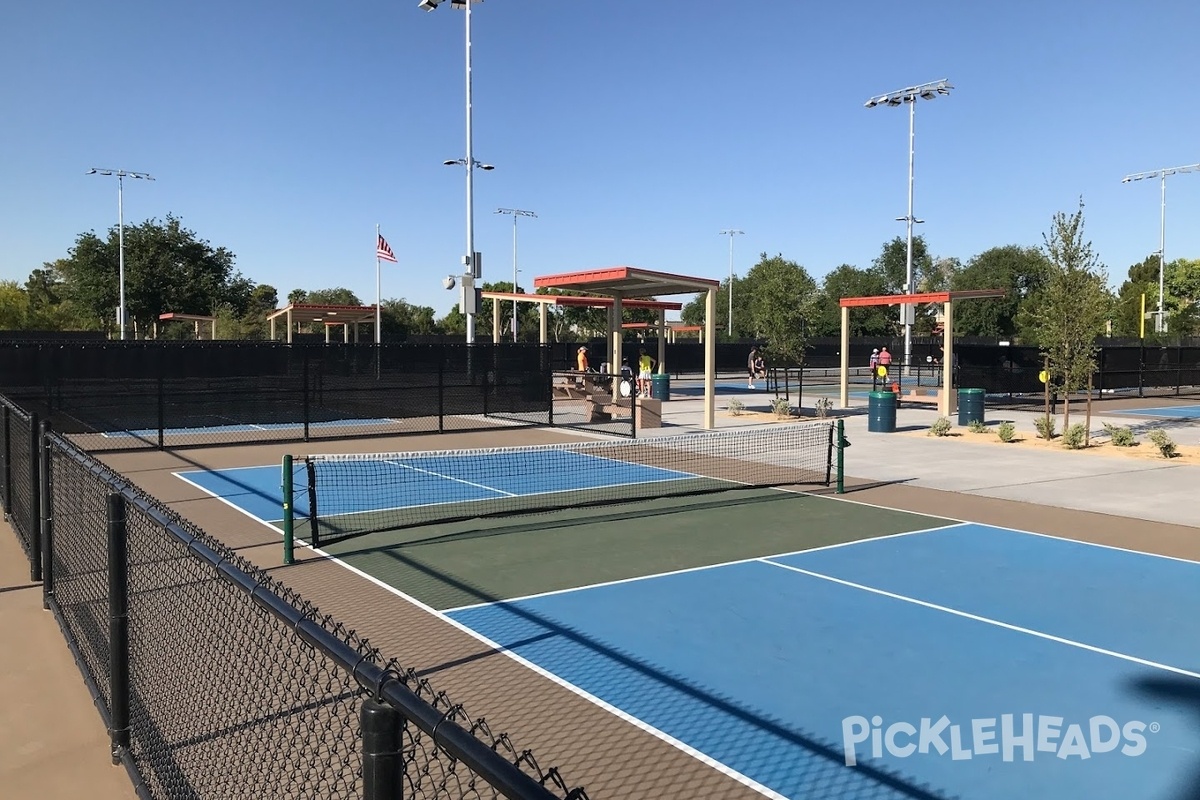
[837,290,1006,416]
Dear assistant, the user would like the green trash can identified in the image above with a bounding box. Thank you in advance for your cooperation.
[957,388,985,426]
[867,390,897,432]
[650,373,670,400]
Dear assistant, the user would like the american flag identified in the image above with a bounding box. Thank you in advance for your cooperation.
[376,233,397,262]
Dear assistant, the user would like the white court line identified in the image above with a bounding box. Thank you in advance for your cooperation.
[382,459,518,497]
[442,524,967,613]
[299,540,790,800]
[758,558,1200,681]
[771,484,1200,568]
[172,472,291,536]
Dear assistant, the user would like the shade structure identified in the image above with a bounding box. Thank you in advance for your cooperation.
[837,290,1006,416]
[266,304,379,343]
[533,267,721,429]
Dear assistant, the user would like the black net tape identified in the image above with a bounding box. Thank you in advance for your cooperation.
[42,431,587,800]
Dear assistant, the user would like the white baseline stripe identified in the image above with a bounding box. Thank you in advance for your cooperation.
[758,558,1200,681]
[443,524,967,613]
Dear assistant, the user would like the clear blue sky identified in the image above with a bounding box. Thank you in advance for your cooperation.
[3,0,1199,321]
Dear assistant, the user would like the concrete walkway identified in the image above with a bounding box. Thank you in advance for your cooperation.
[0,525,138,800]
[642,380,1200,529]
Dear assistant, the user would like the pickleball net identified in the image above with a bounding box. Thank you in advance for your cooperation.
[282,420,842,549]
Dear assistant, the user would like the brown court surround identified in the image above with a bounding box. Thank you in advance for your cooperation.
[8,419,1199,799]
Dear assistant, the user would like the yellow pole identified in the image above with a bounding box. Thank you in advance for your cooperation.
[1139,293,1145,339]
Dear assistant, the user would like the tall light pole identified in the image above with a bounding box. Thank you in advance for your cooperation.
[1122,163,1200,334]
[87,168,154,340]
[496,208,536,341]
[719,229,743,337]
[423,0,489,343]
[865,78,952,371]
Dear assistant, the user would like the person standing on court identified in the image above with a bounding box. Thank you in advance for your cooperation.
[747,346,760,389]
[877,346,892,380]
[637,347,656,398]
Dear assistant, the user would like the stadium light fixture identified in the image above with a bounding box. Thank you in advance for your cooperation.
[1122,162,1200,334]
[865,78,952,373]
[424,0,487,343]
[495,208,537,342]
[719,229,744,337]
[87,167,155,340]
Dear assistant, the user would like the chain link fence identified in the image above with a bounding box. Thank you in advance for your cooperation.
[3,398,588,800]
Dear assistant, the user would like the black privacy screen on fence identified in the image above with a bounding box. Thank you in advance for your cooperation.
[1,409,587,800]
[0,341,559,450]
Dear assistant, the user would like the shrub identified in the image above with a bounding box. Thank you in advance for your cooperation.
[968,419,987,434]
[1034,415,1057,441]
[1102,422,1136,447]
[727,398,744,416]
[997,421,1016,443]
[1147,428,1177,459]
[771,397,792,418]
[928,416,953,437]
[814,397,832,418]
[1062,422,1088,449]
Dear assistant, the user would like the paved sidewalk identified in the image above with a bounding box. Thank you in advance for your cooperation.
[645,383,1200,528]
[0,523,137,800]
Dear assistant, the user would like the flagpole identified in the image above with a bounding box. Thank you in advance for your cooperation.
[375,224,382,345]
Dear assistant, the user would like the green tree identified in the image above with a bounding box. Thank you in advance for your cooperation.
[1110,255,1160,339]
[950,245,1052,339]
[1020,200,1112,431]
[0,281,31,329]
[54,214,240,337]
[1165,258,1200,336]
[811,264,892,338]
[744,254,819,367]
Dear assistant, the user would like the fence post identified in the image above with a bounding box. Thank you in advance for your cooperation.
[107,492,130,765]
[360,696,404,800]
[2,404,10,517]
[156,368,165,451]
[282,455,294,565]
[28,411,42,583]
[482,362,490,417]
[1138,342,1145,398]
[40,420,53,609]
[302,353,311,443]
[437,349,445,434]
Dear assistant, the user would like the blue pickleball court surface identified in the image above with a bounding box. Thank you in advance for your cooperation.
[446,525,1200,800]
[176,450,1200,799]
[1116,404,1200,419]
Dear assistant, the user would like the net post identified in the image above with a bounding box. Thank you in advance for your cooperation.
[305,457,319,547]
[282,454,294,565]
[360,696,404,800]
[28,411,42,583]
[40,420,54,609]
[836,419,845,494]
[107,491,130,765]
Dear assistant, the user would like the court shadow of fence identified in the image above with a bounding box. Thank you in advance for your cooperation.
[1130,675,1200,800]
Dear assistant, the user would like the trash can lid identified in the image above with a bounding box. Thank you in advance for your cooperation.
[868,391,897,399]
[958,388,985,395]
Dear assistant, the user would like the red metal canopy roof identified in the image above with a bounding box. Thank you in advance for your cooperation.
[839,289,1006,308]
[534,266,719,296]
